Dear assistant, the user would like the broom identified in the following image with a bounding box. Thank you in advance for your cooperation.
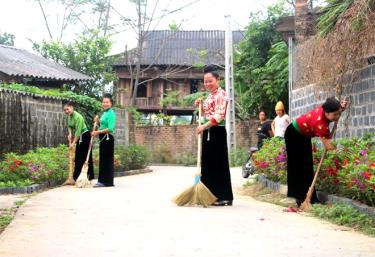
[63,138,75,185]
[299,120,339,211]
[76,116,98,188]
[173,103,217,207]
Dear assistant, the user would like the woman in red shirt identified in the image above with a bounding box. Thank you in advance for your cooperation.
[285,97,348,207]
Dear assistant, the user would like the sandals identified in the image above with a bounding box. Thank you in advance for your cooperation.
[212,200,233,206]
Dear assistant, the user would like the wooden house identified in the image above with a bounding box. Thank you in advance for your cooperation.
[113,30,243,115]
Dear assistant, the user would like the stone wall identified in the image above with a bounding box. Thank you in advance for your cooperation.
[291,64,375,138]
[0,89,129,156]
[113,108,128,147]
[135,120,258,163]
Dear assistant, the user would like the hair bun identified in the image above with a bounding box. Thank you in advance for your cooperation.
[103,93,113,99]
[203,65,218,73]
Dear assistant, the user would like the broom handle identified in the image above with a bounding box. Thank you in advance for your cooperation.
[305,120,338,198]
[196,102,202,174]
[68,138,74,178]
[84,117,98,165]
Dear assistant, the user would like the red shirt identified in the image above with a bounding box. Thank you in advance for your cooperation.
[295,106,330,138]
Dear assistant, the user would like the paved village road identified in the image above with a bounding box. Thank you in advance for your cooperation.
[0,166,375,257]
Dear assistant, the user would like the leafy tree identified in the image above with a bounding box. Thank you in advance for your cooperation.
[234,1,290,119]
[32,30,117,97]
[0,32,15,46]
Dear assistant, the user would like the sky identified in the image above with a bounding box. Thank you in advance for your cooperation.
[0,0,278,54]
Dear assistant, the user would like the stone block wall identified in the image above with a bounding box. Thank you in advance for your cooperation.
[291,64,375,138]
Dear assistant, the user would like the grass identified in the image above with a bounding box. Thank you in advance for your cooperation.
[0,210,15,234]
[0,195,31,234]
[310,204,375,237]
[241,181,375,237]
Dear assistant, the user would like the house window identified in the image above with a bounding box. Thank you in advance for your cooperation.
[190,80,200,94]
[136,81,147,97]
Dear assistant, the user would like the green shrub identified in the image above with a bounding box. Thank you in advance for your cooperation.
[116,145,150,171]
[176,153,197,166]
[310,204,375,236]
[229,148,249,167]
[152,145,175,164]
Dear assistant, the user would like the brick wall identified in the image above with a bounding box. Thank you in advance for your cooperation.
[135,120,258,163]
[291,64,375,138]
[0,89,129,156]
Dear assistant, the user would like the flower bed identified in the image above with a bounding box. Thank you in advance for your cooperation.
[0,145,69,188]
[0,144,150,191]
[253,135,375,206]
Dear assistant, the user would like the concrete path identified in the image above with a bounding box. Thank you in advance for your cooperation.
[0,166,374,257]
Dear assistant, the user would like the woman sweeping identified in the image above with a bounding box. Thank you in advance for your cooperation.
[91,94,116,187]
[195,65,233,206]
[63,101,94,181]
[285,97,347,207]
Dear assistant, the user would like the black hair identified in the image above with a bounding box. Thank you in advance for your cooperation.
[322,97,341,113]
[259,110,266,116]
[203,65,220,79]
[63,101,74,107]
[103,93,113,104]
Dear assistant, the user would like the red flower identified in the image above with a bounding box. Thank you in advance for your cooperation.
[343,159,349,166]
[362,172,371,180]
[369,163,375,168]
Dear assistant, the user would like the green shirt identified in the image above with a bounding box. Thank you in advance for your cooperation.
[68,111,88,137]
[99,108,116,133]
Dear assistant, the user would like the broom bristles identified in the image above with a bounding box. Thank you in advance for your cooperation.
[63,178,76,186]
[173,181,217,208]
[75,164,91,188]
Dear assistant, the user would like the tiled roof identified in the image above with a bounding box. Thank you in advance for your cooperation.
[0,45,92,81]
[115,30,244,66]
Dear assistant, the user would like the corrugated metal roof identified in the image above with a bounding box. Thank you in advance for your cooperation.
[0,45,92,81]
[115,30,244,66]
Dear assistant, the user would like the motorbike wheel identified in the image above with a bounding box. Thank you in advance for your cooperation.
[242,157,251,178]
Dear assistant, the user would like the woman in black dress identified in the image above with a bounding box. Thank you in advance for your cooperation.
[195,65,233,206]
[285,97,347,206]
[91,94,116,187]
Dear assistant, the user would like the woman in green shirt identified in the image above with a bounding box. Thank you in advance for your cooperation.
[63,101,94,181]
[91,94,116,187]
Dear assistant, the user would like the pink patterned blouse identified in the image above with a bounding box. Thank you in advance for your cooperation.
[203,87,228,125]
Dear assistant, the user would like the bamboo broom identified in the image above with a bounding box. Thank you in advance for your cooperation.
[300,121,339,211]
[63,138,75,185]
[172,102,217,207]
[76,116,98,188]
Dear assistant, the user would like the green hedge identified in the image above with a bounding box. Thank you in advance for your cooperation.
[93,145,150,172]
[253,135,375,206]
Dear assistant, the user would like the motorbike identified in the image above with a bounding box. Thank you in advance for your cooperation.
[241,146,258,178]
[242,132,269,178]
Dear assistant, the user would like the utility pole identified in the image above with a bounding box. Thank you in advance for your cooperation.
[225,14,236,151]
[288,37,294,120]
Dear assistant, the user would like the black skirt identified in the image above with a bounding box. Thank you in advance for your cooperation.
[201,126,233,201]
[284,124,318,204]
[98,134,114,186]
[74,131,94,181]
